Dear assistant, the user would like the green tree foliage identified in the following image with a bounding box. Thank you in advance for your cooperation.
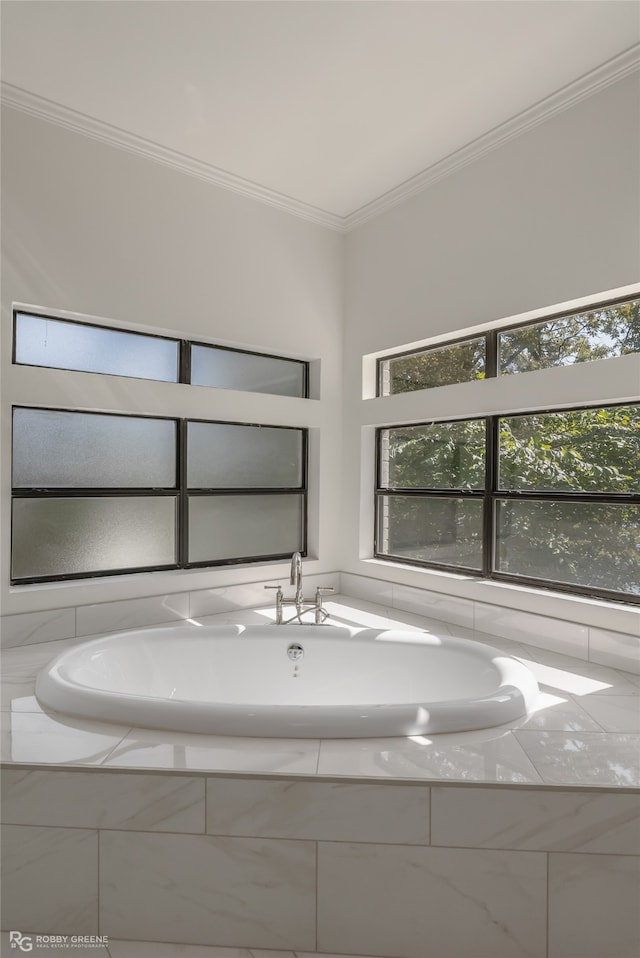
[381,401,640,594]
[499,299,640,374]
[380,300,640,594]
[384,420,485,489]
[499,406,640,493]
[385,338,485,394]
[497,499,639,595]
[496,405,639,594]
[383,299,640,394]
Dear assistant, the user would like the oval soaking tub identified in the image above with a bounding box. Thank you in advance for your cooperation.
[35,624,539,738]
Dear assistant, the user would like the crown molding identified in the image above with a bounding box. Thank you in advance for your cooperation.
[2,43,638,234]
[0,82,344,231]
[343,44,640,231]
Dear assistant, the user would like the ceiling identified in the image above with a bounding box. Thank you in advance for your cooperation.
[1,1,639,229]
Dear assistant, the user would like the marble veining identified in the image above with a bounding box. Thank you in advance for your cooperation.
[430,786,640,853]
[317,841,547,958]
[100,831,317,950]
[2,768,205,832]
[0,607,76,648]
[2,825,98,934]
[548,853,640,957]
[206,779,431,844]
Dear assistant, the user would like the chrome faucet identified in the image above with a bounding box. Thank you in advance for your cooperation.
[264,551,334,624]
[290,551,303,614]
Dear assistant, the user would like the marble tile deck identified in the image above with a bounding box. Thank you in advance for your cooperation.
[1,596,639,790]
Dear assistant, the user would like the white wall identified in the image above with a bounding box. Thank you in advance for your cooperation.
[2,75,639,628]
[342,74,640,629]
[1,107,345,614]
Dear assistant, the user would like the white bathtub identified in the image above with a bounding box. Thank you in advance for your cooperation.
[35,623,539,738]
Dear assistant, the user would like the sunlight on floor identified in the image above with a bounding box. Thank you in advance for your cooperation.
[323,601,430,632]
[519,659,612,696]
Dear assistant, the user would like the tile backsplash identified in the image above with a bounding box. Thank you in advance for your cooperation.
[1,570,638,674]
[340,573,639,675]
[0,607,77,648]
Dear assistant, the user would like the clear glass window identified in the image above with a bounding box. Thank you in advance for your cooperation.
[499,298,640,375]
[380,420,485,490]
[379,337,485,396]
[376,402,640,602]
[499,405,640,493]
[377,495,483,571]
[496,499,640,596]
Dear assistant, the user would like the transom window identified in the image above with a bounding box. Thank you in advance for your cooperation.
[378,295,639,396]
[14,311,308,397]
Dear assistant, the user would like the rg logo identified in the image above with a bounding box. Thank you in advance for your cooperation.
[9,932,33,952]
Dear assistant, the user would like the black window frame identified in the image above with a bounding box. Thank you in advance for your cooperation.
[375,402,640,605]
[375,416,490,576]
[377,332,492,397]
[187,339,309,398]
[13,310,310,399]
[183,417,308,570]
[11,406,308,584]
[376,293,638,397]
[13,312,183,384]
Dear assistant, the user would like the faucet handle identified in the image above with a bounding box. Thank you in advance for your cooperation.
[315,586,335,596]
[264,584,283,590]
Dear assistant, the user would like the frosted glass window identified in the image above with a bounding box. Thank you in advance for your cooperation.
[13,408,176,488]
[191,344,306,397]
[12,497,177,580]
[14,313,179,382]
[187,422,303,488]
[188,494,304,562]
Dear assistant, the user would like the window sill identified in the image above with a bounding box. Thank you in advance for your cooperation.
[358,557,640,635]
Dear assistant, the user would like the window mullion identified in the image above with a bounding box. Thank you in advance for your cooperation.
[178,419,188,568]
[485,330,498,379]
[484,417,497,578]
[179,340,191,384]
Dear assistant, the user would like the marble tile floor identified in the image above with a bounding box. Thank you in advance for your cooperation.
[1,596,639,789]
